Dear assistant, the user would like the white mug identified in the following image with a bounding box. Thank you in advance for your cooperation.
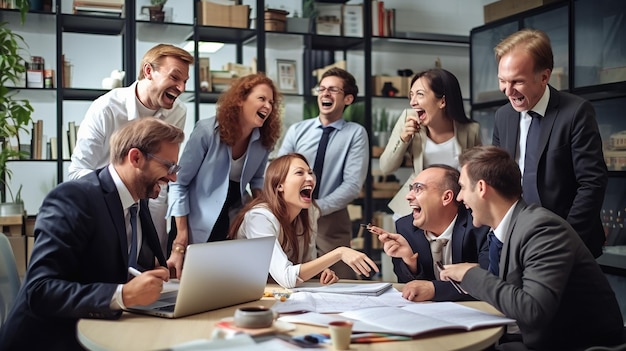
[233,306,276,329]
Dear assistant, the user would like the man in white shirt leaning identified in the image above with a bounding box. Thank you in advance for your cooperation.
[68,44,194,257]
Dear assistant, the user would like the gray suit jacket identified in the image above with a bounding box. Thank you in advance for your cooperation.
[462,201,623,350]
[493,86,607,257]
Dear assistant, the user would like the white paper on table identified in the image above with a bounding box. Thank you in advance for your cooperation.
[272,286,411,314]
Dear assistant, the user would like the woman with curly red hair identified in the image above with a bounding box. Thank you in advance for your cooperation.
[167,73,282,278]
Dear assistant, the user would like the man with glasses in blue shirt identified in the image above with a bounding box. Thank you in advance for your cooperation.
[278,68,369,279]
[370,164,489,301]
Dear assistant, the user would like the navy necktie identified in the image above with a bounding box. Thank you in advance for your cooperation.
[312,126,335,199]
[488,231,502,276]
[523,111,542,205]
[128,203,138,269]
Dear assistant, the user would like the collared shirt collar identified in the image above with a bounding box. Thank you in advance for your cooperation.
[492,200,520,243]
[424,214,458,242]
[524,85,550,118]
[316,117,345,131]
[108,164,136,210]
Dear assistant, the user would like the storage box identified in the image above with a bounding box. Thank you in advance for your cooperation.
[198,1,250,28]
[343,4,363,37]
[287,17,311,33]
[264,8,288,32]
[372,76,409,97]
[483,0,562,23]
[316,3,343,36]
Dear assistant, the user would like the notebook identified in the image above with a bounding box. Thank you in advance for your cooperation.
[291,282,393,296]
[126,236,275,318]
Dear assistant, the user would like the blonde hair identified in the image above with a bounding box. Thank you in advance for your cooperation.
[138,44,194,80]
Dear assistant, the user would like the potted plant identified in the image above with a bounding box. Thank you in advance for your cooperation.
[141,0,166,22]
[0,0,34,213]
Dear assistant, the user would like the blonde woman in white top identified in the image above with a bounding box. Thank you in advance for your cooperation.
[379,69,482,218]
[229,153,379,288]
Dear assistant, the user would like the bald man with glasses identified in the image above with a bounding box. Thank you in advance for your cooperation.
[369,164,489,302]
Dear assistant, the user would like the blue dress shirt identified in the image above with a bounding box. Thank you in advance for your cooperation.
[278,117,369,216]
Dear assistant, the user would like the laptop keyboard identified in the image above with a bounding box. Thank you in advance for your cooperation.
[155,305,175,312]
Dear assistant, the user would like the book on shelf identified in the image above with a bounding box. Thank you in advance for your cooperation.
[291,282,392,296]
[49,136,58,159]
[67,121,78,157]
[279,302,516,337]
[30,119,44,160]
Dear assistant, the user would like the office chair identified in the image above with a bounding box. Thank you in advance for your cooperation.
[0,233,21,327]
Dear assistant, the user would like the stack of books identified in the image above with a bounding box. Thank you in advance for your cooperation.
[73,0,124,17]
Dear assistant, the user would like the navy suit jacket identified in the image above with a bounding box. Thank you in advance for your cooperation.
[493,85,607,257]
[392,206,489,301]
[0,167,166,351]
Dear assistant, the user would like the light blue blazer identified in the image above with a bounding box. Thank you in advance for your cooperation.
[167,116,270,243]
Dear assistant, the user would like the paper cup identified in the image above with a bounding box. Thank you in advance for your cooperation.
[328,320,353,350]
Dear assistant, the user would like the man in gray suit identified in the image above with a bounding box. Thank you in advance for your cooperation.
[441,146,623,351]
[492,28,607,258]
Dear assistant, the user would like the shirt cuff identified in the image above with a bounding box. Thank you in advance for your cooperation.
[110,284,126,310]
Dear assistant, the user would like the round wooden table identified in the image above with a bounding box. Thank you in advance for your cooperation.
[77,286,504,351]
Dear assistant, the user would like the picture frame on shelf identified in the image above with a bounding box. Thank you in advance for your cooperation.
[276,59,298,94]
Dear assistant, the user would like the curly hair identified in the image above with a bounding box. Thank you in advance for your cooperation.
[228,153,316,264]
[216,73,282,149]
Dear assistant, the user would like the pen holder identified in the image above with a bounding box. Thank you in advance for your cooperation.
[233,306,276,329]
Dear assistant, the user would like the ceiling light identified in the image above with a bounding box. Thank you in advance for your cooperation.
[183,41,224,54]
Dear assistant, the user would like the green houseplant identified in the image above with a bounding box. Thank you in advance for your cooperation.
[0,0,34,205]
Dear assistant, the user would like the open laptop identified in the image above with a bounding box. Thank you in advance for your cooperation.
[126,236,275,318]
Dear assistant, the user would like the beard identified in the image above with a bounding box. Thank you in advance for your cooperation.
[135,165,163,200]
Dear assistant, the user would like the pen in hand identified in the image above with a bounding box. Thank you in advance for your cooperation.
[436,262,466,295]
[128,267,142,277]
[360,223,382,235]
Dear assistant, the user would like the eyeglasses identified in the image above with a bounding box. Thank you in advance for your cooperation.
[408,182,427,195]
[316,86,344,94]
[145,153,181,175]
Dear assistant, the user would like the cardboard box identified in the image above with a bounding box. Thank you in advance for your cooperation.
[372,76,409,97]
[198,1,250,28]
[8,235,26,277]
[483,0,562,23]
[1,214,23,237]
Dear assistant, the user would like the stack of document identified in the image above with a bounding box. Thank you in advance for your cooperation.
[291,282,392,296]
[279,302,515,336]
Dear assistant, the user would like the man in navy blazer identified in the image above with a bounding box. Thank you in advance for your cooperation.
[443,146,623,350]
[492,29,607,257]
[373,165,489,302]
[0,118,185,351]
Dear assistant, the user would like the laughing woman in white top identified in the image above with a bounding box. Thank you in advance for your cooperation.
[379,68,482,219]
[229,153,379,289]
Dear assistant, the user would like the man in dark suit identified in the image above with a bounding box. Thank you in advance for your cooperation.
[492,28,607,258]
[0,118,185,351]
[372,165,489,302]
[442,146,623,351]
